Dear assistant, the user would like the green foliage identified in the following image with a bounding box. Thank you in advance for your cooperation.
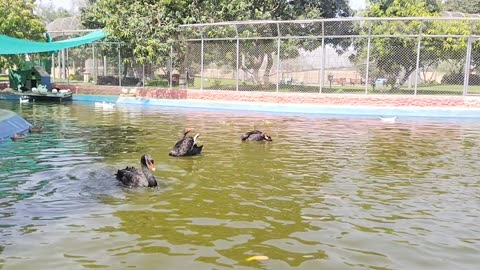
[353,0,479,90]
[80,0,353,84]
[441,73,480,85]
[0,0,46,69]
[443,0,480,14]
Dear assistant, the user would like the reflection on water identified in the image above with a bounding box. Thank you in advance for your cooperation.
[0,101,479,269]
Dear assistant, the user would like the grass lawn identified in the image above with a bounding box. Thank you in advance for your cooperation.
[46,76,480,96]
[180,76,480,95]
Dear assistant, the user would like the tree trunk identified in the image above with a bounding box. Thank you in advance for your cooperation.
[263,53,273,84]
[123,63,128,80]
[392,67,415,91]
[252,69,259,84]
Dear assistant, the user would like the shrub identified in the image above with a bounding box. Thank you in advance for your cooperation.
[146,79,169,87]
[97,76,139,86]
[441,73,480,85]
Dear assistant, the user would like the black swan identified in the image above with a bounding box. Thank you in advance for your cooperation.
[169,128,203,157]
[115,154,158,187]
[10,133,26,141]
[29,125,44,133]
[241,130,272,142]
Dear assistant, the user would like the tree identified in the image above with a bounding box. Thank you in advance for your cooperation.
[350,0,446,90]
[443,0,480,14]
[218,0,354,85]
[0,0,47,69]
[80,0,353,84]
[442,0,480,80]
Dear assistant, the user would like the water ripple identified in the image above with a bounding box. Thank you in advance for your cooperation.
[0,101,479,269]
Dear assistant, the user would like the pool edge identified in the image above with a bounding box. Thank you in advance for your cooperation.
[72,94,480,118]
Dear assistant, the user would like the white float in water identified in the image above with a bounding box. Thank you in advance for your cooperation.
[379,116,398,123]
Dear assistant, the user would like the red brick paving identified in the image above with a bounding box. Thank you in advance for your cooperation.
[52,84,480,108]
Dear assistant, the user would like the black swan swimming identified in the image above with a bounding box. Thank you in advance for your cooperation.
[115,154,158,187]
[29,125,44,133]
[241,130,272,142]
[169,128,203,157]
[10,133,26,141]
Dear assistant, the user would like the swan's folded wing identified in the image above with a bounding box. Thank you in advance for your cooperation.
[187,144,203,155]
[241,130,262,140]
[116,168,142,186]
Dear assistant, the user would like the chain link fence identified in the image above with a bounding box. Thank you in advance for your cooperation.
[179,17,480,95]
[51,17,480,96]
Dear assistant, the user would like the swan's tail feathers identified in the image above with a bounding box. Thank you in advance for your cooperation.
[193,133,200,144]
[193,144,203,155]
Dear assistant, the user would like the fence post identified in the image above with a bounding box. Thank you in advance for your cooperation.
[236,25,239,91]
[66,49,70,85]
[276,23,281,93]
[320,21,326,93]
[118,44,121,87]
[61,49,66,80]
[169,45,173,89]
[200,29,204,91]
[414,20,423,95]
[464,37,473,96]
[463,22,474,96]
[365,21,372,94]
[51,53,55,83]
[92,44,96,84]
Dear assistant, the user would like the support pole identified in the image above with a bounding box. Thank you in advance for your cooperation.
[169,45,173,89]
[320,21,326,93]
[118,44,122,87]
[463,23,474,96]
[200,35,204,90]
[51,53,55,83]
[236,25,240,91]
[365,22,372,94]
[142,64,145,88]
[276,23,281,93]
[414,21,424,95]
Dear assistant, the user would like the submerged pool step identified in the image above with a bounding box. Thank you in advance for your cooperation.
[0,109,31,141]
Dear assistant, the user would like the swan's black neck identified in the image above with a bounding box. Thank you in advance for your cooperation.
[141,165,157,187]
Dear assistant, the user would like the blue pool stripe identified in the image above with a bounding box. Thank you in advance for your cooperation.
[72,95,480,118]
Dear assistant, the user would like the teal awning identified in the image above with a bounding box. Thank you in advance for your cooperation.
[0,30,108,55]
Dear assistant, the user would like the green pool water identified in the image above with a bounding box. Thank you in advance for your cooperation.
[0,100,479,270]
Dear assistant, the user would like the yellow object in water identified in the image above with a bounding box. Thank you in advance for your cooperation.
[246,255,269,262]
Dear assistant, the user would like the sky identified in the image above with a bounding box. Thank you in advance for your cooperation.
[37,0,85,12]
[40,0,367,12]
[350,0,367,10]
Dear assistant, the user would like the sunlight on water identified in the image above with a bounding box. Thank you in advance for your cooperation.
[0,100,479,269]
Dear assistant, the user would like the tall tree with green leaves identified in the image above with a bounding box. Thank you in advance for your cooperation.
[350,0,444,90]
[0,0,47,69]
[215,0,354,84]
[442,0,480,81]
[443,0,480,14]
[81,0,352,83]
